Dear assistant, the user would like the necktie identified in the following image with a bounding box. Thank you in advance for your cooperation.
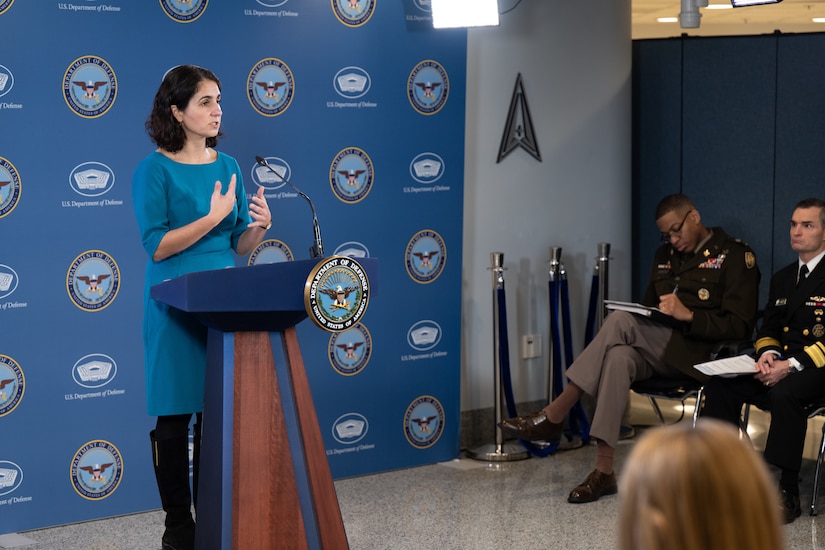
[798,264,809,287]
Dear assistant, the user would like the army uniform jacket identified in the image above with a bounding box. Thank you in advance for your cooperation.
[755,259,825,368]
[641,227,761,380]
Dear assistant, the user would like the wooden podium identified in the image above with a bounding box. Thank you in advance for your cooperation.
[151,258,375,549]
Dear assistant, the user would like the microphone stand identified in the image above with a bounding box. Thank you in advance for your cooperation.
[255,156,324,259]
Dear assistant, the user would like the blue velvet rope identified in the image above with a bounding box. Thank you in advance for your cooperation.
[496,287,518,420]
[501,279,565,457]
[560,278,591,442]
[549,279,565,401]
[496,286,559,456]
[584,273,599,346]
[496,273,593,457]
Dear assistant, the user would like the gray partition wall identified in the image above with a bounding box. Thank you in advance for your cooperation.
[633,31,825,305]
[632,38,682,297]
[775,34,825,268]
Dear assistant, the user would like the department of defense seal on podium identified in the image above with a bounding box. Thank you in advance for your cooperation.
[305,256,369,332]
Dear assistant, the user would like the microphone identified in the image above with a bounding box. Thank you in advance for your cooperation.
[255,155,324,259]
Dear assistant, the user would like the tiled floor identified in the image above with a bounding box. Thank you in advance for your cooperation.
[5,395,825,550]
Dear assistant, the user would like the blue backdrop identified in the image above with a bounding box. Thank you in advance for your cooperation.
[0,0,466,532]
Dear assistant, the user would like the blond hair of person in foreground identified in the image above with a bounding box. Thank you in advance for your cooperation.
[618,419,785,550]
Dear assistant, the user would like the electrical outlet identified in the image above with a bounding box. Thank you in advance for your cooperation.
[521,334,541,359]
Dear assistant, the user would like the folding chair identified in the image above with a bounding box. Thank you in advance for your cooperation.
[630,339,753,427]
[807,403,825,515]
[630,375,704,426]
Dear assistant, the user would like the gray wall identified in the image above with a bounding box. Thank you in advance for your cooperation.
[461,0,633,413]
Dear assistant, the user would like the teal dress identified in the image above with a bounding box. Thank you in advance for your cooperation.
[132,151,250,416]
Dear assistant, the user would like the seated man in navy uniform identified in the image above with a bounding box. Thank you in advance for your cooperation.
[499,193,760,504]
[702,197,825,524]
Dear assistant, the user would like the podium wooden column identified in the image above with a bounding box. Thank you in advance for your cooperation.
[151,259,375,549]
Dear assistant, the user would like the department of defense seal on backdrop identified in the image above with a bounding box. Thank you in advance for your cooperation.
[0,156,21,218]
[405,229,446,284]
[247,58,295,117]
[0,354,24,418]
[159,0,208,22]
[407,60,449,115]
[305,256,369,332]
[70,440,123,500]
[404,395,444,449]
[329,147,373,203]
[328,322,372,376]
[331,0,375,27]
[66,250,120,312]
[63,56,117,118]
[248,239,294,265]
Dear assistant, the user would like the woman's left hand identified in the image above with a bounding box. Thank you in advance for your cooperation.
[248,185,272,229]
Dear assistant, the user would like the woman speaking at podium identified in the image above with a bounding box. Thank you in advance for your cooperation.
[132,65,272,550]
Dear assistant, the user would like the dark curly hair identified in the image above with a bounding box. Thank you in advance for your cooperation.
[145,65,222,153]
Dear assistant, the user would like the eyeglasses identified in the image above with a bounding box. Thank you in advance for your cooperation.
[660,209,693,242]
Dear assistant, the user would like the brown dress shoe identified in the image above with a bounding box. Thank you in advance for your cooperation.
[567,469,617,504]
[498,411,563,441]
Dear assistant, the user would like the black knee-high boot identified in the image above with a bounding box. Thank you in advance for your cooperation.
[150,429,196,550]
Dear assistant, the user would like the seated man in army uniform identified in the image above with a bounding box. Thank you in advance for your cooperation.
[499,193,761,504]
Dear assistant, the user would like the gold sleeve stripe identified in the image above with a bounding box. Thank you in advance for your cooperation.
[755,337,781,353]
[807,342,825,368]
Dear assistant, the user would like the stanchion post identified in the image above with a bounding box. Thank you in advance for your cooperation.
[595,242,611,330]
[546,247,591,447]
[547,246,562,403]
[491,252,506,449]
[466,252,529,462]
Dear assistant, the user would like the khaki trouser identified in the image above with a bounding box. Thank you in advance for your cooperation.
[567,310,675,447]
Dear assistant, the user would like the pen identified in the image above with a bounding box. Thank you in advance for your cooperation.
[672,284,678,294]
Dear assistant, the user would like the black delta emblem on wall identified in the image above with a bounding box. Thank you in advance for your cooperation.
[497,73,541,163]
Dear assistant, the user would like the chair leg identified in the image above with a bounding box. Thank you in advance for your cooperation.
[810,423,825,516]
[737,404,753,446]
[647,396,666,425]
[691,388,704,427]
